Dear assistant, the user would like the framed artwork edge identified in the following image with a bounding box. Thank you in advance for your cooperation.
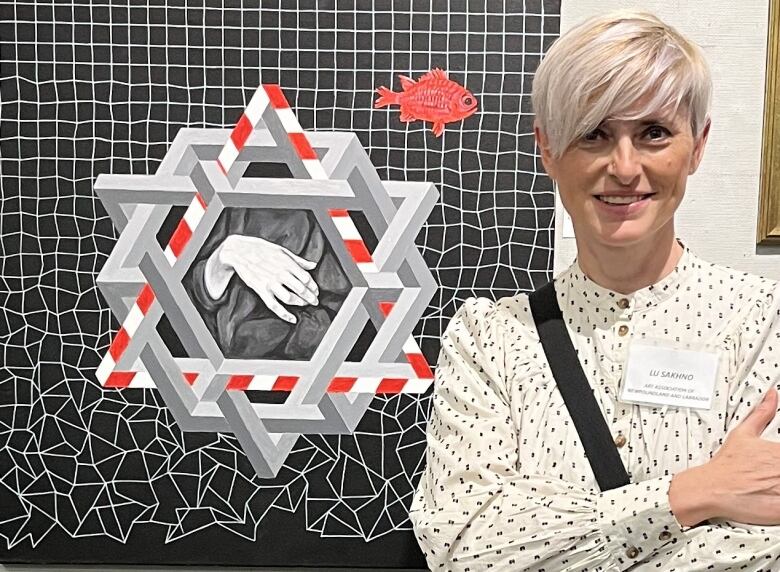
[758,0,780,245]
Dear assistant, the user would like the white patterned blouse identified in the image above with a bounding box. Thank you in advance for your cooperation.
[410,243,780,571]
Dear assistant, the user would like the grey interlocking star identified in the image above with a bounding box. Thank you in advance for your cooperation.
[95,110,437,477]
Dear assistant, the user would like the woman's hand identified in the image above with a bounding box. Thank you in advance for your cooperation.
[670,388,780,526]
[203,234,319,324]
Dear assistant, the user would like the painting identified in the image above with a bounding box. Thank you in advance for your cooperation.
[759,0,780,244]
[0,1,559,567]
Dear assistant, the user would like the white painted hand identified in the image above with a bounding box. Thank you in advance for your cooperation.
[203,234,319,324]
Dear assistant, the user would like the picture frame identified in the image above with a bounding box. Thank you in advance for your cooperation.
[758,0,780,245]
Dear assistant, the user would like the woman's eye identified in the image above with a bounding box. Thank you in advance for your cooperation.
[645,125,670,140]
[582,129,605,142]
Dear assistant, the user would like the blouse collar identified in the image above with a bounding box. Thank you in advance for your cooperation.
[555,240,701,316]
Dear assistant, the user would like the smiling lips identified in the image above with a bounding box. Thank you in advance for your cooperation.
[595,193,654,205]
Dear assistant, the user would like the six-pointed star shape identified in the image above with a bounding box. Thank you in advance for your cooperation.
[96,115,438,477]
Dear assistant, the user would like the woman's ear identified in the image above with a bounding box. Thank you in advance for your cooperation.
[689,118,711,175]
[534,121,556,180]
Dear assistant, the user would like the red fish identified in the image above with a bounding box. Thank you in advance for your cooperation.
[374,69,478,137]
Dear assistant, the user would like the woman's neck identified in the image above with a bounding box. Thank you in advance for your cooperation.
[574,231,683,295]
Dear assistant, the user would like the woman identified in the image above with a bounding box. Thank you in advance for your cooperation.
[410,10,780,571]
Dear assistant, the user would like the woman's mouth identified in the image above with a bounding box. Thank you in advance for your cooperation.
[592,193,655,216]
[595,194,654,205]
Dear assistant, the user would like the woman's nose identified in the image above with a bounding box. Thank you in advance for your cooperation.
[607,138,642,184]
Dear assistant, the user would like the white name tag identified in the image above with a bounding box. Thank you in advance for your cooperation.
[620,341,720,409]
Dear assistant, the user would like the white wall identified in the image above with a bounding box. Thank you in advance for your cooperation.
[553,0,780,279]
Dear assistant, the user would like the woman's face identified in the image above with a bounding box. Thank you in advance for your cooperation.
[536,107,710,249]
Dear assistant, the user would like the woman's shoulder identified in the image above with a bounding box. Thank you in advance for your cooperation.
[698,255,777,284]
[689,256,780,331]
[695,256,779,302]
[442,294,540,387]
[447,292,537,339]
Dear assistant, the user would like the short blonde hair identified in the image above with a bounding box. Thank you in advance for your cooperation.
[532,10,712,157]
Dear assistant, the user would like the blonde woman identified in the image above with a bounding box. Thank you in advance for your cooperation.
[410,10,780,570]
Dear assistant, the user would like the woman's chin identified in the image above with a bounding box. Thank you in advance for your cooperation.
[588,223,656,247]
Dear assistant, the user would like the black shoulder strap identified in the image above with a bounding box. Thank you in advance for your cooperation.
[528,280,630,492]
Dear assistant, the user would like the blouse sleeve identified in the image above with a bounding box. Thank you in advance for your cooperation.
[409,297,687,571]
[652,282,780,571]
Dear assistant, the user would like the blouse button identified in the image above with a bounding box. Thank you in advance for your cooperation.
[618,325,629,336]
[614,434,627,448]
[659,530,673,541]
[617,298,629,309]
[625,546,639,559]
